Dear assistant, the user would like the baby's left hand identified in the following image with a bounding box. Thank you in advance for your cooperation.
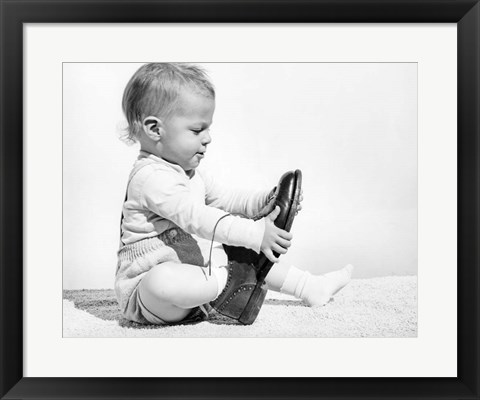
[296,190,304,215]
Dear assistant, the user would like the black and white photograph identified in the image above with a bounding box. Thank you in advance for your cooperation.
[4,2,479,397]
[62,62,418,338]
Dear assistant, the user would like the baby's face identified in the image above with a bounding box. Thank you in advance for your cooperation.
[159,91,215,172]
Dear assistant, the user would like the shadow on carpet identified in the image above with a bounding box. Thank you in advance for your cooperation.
[62,289,295,328]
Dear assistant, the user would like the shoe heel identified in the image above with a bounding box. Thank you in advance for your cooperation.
[238,283,268,325]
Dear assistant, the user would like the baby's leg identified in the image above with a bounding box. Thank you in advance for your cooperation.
[138,245,229,323]
[264,262,292,292]
[138,262,222,323]
[265,262,354,307]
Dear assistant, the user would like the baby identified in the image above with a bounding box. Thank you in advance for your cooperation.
[115,63,353,325]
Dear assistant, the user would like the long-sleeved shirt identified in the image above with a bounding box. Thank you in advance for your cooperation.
[120,151,270,253]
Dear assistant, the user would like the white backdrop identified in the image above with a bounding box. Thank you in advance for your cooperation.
[63,62,417,289]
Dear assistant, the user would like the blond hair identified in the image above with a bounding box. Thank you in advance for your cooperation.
[121,63,215,144]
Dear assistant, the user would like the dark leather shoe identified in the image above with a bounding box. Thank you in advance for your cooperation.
[213,169,302,325]
[209,261,267,321]
[224,169,302,281]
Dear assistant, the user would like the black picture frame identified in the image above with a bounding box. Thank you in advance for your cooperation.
[1,1,479,399]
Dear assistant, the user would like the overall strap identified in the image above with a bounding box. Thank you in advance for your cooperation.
[118,158,157,248]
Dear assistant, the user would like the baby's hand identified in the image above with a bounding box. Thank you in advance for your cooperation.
[261,206,293,263]
[296,189,304,215]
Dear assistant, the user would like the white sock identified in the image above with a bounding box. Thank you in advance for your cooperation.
[280,264,354,306]
[211,266,228,298]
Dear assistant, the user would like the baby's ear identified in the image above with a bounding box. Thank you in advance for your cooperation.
[142,116,164,141]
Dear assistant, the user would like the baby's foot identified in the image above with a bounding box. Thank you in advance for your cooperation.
[302,264,354,307]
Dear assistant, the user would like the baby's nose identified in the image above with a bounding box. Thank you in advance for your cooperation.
[202,130,212,144]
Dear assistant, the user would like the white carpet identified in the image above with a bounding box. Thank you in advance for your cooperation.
[63,276,417,338]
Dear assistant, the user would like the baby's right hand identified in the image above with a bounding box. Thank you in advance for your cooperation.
[260,206,293,263]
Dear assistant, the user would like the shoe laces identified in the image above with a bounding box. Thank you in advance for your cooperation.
[206,213,231,276]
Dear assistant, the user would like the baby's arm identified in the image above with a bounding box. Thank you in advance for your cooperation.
[199,168,274,218]
[141,170,265,252]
